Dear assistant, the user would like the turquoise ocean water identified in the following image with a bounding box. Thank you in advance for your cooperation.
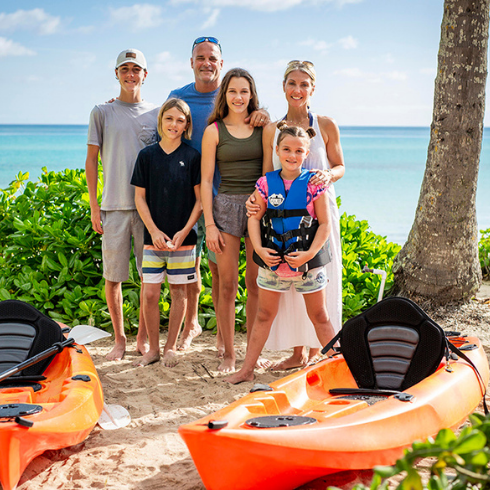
[0,125,489,245]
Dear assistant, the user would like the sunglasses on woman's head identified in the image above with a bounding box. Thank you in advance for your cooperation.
[288,60,314,68]
[192,37,222,54]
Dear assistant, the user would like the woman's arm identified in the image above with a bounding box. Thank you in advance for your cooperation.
[262,122,275,175]
[319,116,345,183]
[201,124,225,254]
[309,116,345,186]
[134,186,170,250]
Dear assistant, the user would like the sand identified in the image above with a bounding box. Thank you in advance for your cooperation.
[15,290,490,490]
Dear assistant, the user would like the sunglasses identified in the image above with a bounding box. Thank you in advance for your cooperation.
[192,37,222,54]
[288,60,315,68]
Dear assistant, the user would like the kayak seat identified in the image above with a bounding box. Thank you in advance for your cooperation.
[327,297,446,392]
[0,300,64,383]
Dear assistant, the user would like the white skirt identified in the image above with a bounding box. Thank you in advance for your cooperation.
[264,185,342,350]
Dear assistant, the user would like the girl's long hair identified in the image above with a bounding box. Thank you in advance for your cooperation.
[208,68,259,125]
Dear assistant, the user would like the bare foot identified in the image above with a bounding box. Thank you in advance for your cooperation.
[308,348,321,363]
[256,357,272,369]
[271,354,308,371]
[134,351,160,367]
[224,369,254,384]
[106,342,126,361]
[177,324,202,351]
[136,341,150,356]
[162,350,179,368]
[218,356,235,373]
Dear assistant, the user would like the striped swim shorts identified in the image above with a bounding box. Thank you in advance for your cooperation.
[142,245,197,284]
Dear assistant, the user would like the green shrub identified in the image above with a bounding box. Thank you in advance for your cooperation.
[340,207,401,321]
[345,412,490,490]
[0,169,400,333]
[479,228,490,279]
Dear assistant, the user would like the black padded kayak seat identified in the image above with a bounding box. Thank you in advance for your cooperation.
[326,297,447,392]
[0,300,64,383]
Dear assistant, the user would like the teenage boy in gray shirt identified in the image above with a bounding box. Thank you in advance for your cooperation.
[86,49,159,361]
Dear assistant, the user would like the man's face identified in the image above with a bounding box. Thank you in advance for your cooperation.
[190,42,223,85]
[115,62,147,94]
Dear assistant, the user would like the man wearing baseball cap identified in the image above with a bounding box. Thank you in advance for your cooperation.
[85,49,159,361]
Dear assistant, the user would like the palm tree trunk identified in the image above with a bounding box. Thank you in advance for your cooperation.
[393,0,489,303]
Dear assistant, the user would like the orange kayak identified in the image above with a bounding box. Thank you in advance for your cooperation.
[179,335,489,490]
[0,340,103,490]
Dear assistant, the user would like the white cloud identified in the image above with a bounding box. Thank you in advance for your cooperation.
[300,38,331,54]
[0,9,61,35]
[0,37,35,57]
[202,8,220,28]
[300,35,358,55]
[152,51,191,81]
[170,0,362,12]
[336,0,363,5]
[420,67,436,76]
[334,67,408,83]
[338,35,358,50]
[109,4,164,30]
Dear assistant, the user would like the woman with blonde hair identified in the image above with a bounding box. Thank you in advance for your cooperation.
[254,60,345,369]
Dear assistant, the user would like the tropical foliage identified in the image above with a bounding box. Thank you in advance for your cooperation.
[345,411,490,490]
[0,168,402,333]
[479,228,490,279]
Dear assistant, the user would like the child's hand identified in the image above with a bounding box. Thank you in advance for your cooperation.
[258,247,282,268]
[284,251,312,269]
[151,230,171,250]
[206,224,225,254]
[245,193,261,217]
[171,230,188,250]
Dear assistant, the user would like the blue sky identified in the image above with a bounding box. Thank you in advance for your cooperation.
[2,0,482,126]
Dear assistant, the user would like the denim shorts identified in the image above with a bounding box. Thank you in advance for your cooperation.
[213,193,249,238]
[257,266,328,294]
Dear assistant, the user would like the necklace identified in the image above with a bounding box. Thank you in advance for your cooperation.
[282,111,313,128]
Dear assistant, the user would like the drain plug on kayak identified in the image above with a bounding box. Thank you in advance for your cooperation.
[245,415,317,428]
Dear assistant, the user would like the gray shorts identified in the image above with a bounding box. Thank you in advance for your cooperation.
[101,210,144,282]
[213,193,249,238]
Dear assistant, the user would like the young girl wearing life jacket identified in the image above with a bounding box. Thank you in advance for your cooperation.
[225,122,335,384]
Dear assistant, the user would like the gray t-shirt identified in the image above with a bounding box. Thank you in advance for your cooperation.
[87,99,159,210]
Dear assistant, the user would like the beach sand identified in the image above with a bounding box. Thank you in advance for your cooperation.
[15,291,490,490]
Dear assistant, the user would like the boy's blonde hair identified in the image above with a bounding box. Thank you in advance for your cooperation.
[157,98,193,140]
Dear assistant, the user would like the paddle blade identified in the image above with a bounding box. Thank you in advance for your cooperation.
[69,325,111,345]
[98,403,131,430]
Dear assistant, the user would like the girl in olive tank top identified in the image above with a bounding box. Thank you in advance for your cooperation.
[201,68,268,373]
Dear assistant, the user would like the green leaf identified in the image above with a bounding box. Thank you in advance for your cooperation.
[453,430,487,454]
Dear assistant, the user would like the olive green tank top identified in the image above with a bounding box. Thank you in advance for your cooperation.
[215,119,263,195]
